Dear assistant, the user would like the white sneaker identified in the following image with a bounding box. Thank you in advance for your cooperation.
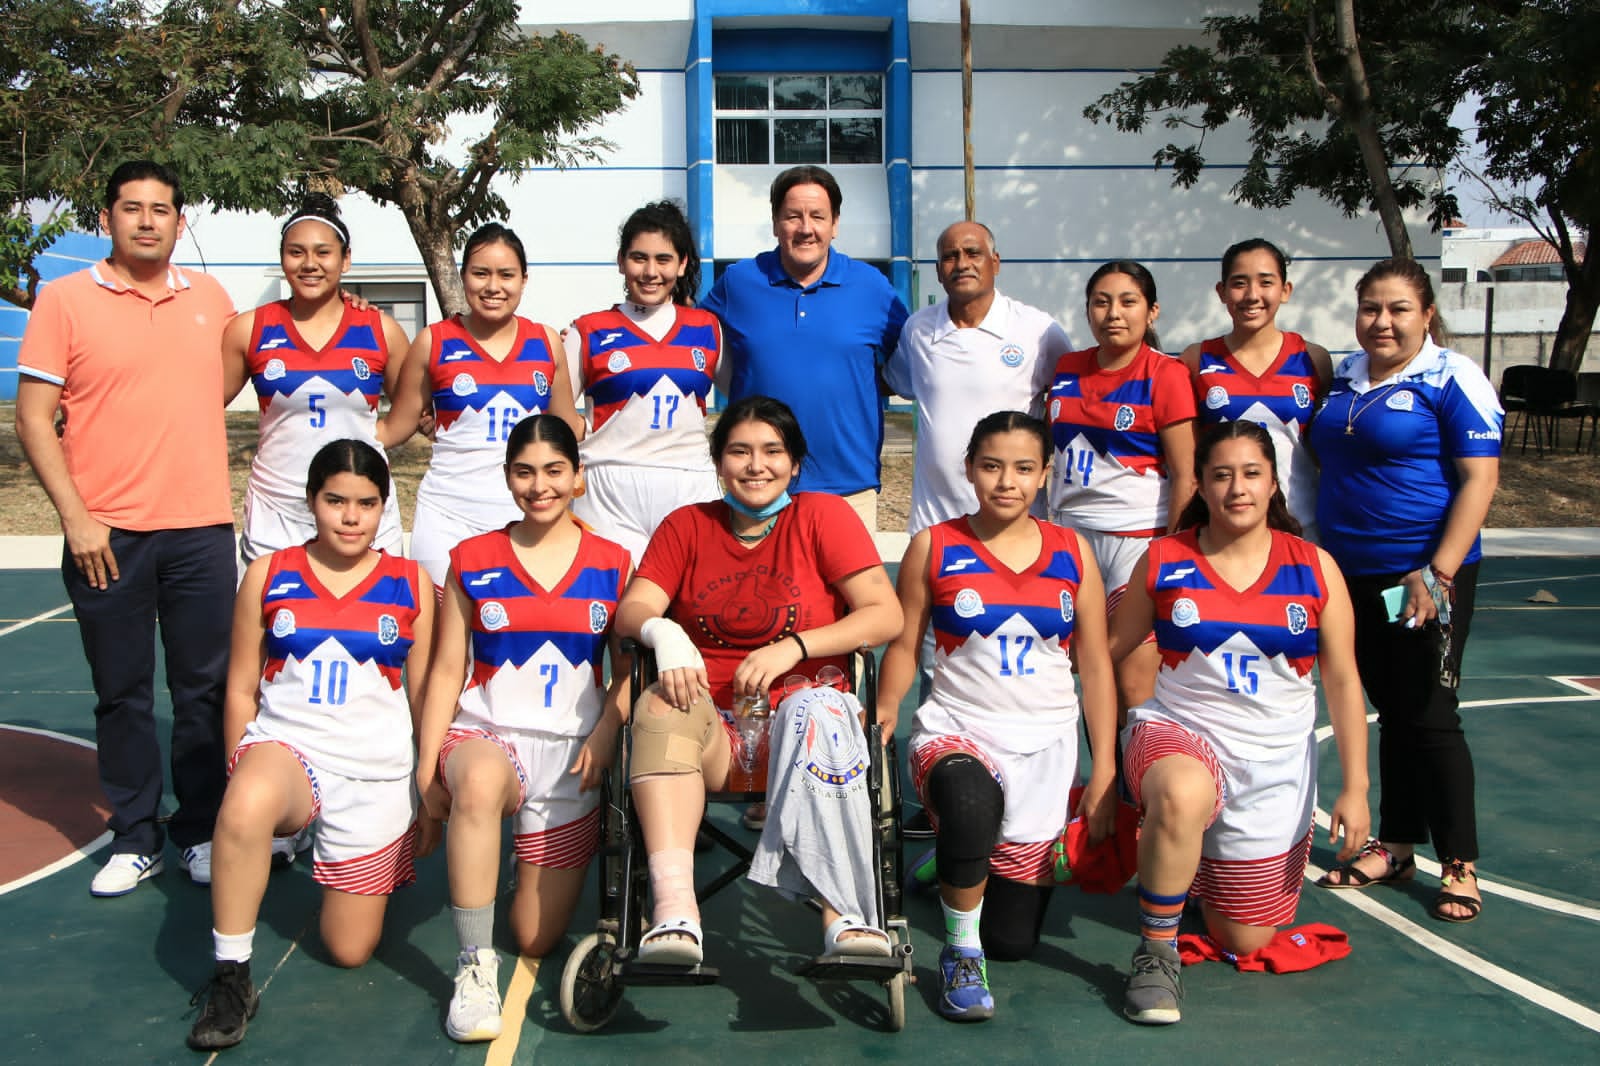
[90,852,165,897]
[445,948,502,1042]
[180,842,213,886]
[270,836,297,868]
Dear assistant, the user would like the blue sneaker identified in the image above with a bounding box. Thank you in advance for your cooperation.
[937,945,994,1022]
[905,847,938,896]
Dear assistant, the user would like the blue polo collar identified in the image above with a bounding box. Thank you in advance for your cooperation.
[758,245,850,291]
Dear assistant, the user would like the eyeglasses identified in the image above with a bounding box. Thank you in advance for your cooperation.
[777,664,847,702]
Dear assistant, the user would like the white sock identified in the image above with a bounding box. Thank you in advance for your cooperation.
[941,900,983,950]
[648,848,699,926]
[213,928,255,964]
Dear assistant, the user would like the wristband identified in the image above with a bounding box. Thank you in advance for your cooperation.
[789,632,809,660]
[1429,565,1455,589]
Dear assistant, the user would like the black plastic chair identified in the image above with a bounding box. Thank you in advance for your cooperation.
[1524,366,1599,454]
[1498,364,1536,454]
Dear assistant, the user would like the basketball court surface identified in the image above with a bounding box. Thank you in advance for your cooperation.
[2,540,1597,1064]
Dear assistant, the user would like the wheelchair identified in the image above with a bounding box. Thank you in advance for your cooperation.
[558,640,913,1032]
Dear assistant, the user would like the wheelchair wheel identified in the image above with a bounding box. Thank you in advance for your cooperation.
[885,929,907,1032]
[560,931,624,1033]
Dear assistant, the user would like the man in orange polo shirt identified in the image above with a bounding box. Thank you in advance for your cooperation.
[16,160,236,897]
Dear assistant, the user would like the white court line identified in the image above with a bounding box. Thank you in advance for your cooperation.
[1477,571,1600,588]
[1306,857,1600,1035]
[0,603,71,638]
[0,724,110,897]
[1314,693,1600,922]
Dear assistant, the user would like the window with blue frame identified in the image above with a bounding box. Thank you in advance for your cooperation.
[713,73,883,165]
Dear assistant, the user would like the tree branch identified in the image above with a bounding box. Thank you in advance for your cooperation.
[389,0,476,82]
[423,2,497,96]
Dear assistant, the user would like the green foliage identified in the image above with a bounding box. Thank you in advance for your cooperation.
[1083,1,1470,234]
[2,0,639,312]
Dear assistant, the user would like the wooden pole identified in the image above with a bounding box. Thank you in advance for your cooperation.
[961,0,975,221]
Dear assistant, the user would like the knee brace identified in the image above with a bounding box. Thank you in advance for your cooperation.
[980,875,1055,961]
[926,754,1004,889]
[630,686,719,779]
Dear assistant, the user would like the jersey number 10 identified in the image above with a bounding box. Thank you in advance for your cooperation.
[307,659,350,706]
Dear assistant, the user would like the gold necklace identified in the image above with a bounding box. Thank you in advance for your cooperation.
[1344,381,1400,436]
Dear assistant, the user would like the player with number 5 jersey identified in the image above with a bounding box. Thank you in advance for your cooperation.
[396,224,583,592]
[564,202,722,564]
[414,415,630,1043]
[223,194,414,564]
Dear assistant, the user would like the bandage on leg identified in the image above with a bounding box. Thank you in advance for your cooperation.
[630,687,718,779]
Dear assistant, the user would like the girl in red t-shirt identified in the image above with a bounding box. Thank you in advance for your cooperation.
[618,394,903,965]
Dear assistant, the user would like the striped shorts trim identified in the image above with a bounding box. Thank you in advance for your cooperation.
[313,820,418,896]
[513,807,601,870]
[1192,830,1313,928]
[231,737,323,832]
[439,726,530,808]
[1123,718,1227,830]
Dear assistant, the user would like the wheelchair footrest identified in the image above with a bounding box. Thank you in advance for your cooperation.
[795,942,913,983]
[612,953,722,987]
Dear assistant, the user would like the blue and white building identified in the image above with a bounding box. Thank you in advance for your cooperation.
[5,1,1438,400]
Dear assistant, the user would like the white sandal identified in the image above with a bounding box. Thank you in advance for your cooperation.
[638,916,704,965]
[823,915,891,958]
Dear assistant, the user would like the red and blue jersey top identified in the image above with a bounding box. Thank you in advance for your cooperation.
[449,525,630,739]
[1191,332,1322,534]
[573,306,721,471]
[1047,344,1196,534]
[246,301,389,507]
[1143,528,1328,754]
[256,547,423,781]
[420,315,559,519]
[922,517,1086,754]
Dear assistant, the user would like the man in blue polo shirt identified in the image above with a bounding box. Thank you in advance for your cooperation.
[703,165,908,529]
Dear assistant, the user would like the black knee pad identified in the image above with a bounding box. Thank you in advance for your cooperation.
[926,754,1004,889]
[980,875,1055,961]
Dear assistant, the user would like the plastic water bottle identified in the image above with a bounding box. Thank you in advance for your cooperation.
[731,693,770,783]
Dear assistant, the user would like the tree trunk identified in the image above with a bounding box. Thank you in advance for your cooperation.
[1332,0,1413,259]
[404,210,466,317]
[960,0,975,222]
[1549,240,1598,374]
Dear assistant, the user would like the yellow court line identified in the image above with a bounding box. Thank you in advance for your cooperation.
[485,955,541,1066]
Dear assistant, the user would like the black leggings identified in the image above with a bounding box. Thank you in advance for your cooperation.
[1345,561,1479,861]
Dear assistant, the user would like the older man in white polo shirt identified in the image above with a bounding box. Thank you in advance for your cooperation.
[885,221,1072,535]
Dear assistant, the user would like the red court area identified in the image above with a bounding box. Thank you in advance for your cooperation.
[0,727,109,888]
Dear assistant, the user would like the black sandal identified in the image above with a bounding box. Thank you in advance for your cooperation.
[1317,839,1416,889]
[1432,859,1482,923]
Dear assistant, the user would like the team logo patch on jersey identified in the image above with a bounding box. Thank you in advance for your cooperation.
[1293,382,1313,408]
[1205,385,1230,410]
[953,588,984,619]
[377,613,400,645]
[1050,398,1061,421]
[1172,597,1200,628]
[606,351,631,374]
[351,357,372,381]
[533,370,550,396]
[1060,589,1075,623]
[271,608,296,637]
[451,373,477,397]
[692,347,708,372]
[1000,343,1024,368]
[479,601,509,631]
[589,601,609,635]
[263,358,287,382]
[1386,389,1414,411]
[1286,602,1309,635]
[1114,404,1137,431]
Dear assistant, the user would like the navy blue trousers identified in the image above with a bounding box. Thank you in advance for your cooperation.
[62,525,234,854]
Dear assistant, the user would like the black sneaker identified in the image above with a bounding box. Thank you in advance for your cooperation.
[187,960,260,1050]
